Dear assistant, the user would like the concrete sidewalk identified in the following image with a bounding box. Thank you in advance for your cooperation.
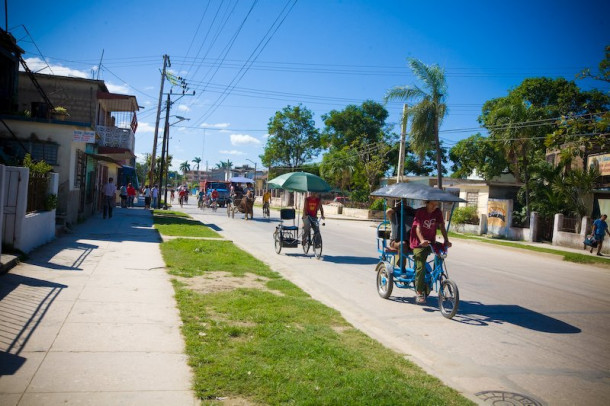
[0,206,197,405]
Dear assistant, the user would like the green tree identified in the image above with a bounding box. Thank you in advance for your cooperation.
[261,104,321,170]
[192,157,201,180]
[387,141,449,177]
[449,134,508,180]
[321,100,390,150]
[320,148,358,192]
[179,161,191,178]
[577,45,610,83]
[320,101,393,198]
[384,58,448,188]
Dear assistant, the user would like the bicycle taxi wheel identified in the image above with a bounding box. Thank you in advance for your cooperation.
[274,230,282,254]
[438,276,459,319]
[375,261,393,298]
[302,232,310,254]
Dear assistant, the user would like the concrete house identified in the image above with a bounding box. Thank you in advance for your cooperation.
[0,30,139,226]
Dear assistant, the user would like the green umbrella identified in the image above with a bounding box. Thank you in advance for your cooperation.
[267,172,331,193]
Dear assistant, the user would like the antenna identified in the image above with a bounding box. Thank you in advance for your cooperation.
[96,49,104,80]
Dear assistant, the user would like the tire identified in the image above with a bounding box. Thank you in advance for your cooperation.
[227,205,230,217]
[376,261,393,299]
[302,232,310,254]
[274,231,282,254]
[438,278,459,319]
[313,232,322,259]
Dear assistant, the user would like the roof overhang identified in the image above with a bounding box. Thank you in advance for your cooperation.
[97,92,139,112]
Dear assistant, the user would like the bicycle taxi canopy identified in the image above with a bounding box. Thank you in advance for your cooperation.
[371,182,465,203]
[268,171,331,193]
[229,176,254,184]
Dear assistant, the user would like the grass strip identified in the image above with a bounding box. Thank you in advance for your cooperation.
[155,212,474,405]
[448,232,609,265]
[153,212,221,238]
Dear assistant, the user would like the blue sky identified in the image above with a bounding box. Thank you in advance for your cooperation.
[6,0,609,172]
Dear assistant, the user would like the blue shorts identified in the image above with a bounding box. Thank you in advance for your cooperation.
[594,234,605,242]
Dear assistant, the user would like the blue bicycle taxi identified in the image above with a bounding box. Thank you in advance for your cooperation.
[371,182,466,319]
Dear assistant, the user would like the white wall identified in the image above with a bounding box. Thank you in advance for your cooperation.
[2,167,58,253]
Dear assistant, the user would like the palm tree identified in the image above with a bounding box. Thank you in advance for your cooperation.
[384,58,448,189]
[179,161,191,180]
[192,157,201,181]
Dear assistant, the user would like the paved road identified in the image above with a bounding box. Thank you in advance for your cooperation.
[183,203,610,406]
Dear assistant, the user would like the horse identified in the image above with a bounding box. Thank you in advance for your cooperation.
[227,190,254,220]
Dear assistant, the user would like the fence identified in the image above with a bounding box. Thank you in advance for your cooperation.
[27,173,49,213]
[558,217,580,233]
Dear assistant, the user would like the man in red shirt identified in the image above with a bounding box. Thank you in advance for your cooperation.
[410,200,451,304]
[302,192,325,243]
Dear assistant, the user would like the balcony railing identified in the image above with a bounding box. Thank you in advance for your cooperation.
[96,125,135,151]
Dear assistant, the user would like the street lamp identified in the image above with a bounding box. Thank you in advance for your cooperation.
[161,114,190,209]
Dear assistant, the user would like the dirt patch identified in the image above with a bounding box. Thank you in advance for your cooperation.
[175,271,284,296]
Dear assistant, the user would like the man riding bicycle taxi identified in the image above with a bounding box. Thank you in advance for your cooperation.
[302,192,325,244]
[410,200,451,304]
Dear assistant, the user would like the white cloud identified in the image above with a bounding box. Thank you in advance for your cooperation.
[231,134,260,146]
[22,57,89,78]
[135,121,155,135]
[105,81,131,94]
[177,104,190,112]
[219,150,245,156]
[201,122,230,129]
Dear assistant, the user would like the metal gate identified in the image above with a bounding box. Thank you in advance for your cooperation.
[536,216,554,242]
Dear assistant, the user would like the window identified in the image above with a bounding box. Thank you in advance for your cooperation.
[75,149,85,188]
[466,191,478,207]
[0,139,58,165]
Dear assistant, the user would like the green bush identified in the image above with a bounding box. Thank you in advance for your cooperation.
[369,198,385,211]
[452,206,479,225]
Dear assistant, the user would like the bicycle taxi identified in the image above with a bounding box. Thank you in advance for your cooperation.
[268,172,330,259]
[371,182,465,319]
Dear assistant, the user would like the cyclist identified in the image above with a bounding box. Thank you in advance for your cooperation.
[179,187,187,207]
[262,189,271,216]
[211,188,219,210]
[198,189,205,209]
[302,192,324,245]
[410,200,451,304]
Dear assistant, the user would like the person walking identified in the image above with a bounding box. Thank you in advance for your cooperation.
[152,185,159,209]
[102,177,117,219]
[119,184,127,208]
[127,183,136,207]
[143,185,151,209]
[591,214,610,256]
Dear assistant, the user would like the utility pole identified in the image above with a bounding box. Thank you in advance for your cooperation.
[397,104,408,183]
[149,54,170,188]
[158,93,170,208]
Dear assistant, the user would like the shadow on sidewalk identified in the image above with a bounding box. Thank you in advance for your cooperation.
[0,273,67,375]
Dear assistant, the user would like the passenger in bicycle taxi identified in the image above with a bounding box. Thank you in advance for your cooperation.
[386,200,416,271]
[409,200,451,304]
[302,192,325,242]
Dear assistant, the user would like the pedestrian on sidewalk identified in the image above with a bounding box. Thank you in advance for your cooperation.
[102,177,117,219]
[152,185,159,209]
[591,214,610,256]
[143,185,151,209]
[127,182,136,207]
[119,184,128,208]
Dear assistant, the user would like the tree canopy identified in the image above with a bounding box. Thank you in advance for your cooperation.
[261,104,321,171]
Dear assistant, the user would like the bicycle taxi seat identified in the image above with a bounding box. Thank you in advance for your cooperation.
[279,208,299,231]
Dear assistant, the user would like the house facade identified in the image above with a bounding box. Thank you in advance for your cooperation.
[0,31,139,226]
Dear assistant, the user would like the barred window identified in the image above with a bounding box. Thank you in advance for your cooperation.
[466,191,478,207]
[0,139,58,165]
[75,149,85,188]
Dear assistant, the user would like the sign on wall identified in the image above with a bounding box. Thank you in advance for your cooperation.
[588,153,610,177]
[488,200,508,227]
[73,130,96,143]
